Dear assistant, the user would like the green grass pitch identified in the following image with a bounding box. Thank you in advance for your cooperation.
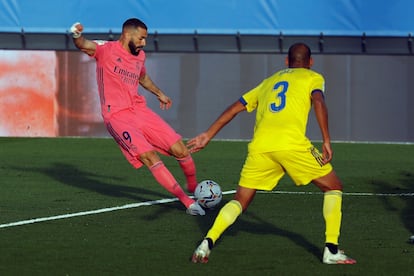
[0,138,413,275]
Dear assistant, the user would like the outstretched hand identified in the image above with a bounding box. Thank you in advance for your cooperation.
[187,133,210,153]
[158,94,172,110]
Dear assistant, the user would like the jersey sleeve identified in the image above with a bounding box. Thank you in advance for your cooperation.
[139,63,147,78]
[240,81,263,112]
[310,73,325,95]
[92,40,110,59]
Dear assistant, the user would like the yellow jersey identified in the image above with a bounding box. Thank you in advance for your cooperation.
[241,68,325,153]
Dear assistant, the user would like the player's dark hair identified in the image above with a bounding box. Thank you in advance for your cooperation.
[122,18,147,31]
[288,43,312,68]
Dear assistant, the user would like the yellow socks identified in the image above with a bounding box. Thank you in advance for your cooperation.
[204,191,342,246]
[323,190,342,245]
[206,200,242,244]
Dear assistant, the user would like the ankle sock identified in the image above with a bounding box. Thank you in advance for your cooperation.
[326,243,338,254]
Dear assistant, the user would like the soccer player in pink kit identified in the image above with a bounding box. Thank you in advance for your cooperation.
[70,18,205,216]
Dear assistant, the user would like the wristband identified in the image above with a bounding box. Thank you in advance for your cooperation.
[70,22,82,38]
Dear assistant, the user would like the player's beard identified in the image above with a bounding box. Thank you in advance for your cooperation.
[128,41,141,56]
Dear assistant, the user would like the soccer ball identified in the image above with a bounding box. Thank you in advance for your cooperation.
[194,180,222,209]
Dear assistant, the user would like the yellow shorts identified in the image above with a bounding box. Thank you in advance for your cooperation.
[239,147,333,191]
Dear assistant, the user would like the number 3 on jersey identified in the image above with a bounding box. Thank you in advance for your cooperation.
[269,81,288,112]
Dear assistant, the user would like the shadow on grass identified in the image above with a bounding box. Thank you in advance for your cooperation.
[196,204,321,261]
[399,171,414,235]
[13,162,170,202]
[374,170,414,239]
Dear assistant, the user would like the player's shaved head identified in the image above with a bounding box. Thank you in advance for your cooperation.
[287,43,312,68]
[122,18,147,32]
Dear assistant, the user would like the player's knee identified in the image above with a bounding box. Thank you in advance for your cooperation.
[140,151,161,167]
[234,188,256,211]
[325,183,343,192]
[313,171,343,192]
[170,140,189,158]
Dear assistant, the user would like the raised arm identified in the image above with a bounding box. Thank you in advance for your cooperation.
[70,22,97,56]
[187,100,246,153]
[312,90,333,164]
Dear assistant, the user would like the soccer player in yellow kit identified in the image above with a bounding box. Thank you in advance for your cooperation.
[188,43,356,264]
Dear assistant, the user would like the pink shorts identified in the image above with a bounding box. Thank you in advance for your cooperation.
[104,106,181,168]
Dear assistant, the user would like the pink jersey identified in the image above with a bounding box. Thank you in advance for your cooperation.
[93,41,147,119]
[91,41,181,169]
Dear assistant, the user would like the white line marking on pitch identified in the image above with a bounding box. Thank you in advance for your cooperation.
[259,191,414,196]
[1,190,412,229]
[0,198,180,229]
[0,190,236,229]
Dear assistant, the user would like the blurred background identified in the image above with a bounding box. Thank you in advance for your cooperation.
[0,0,413,142]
